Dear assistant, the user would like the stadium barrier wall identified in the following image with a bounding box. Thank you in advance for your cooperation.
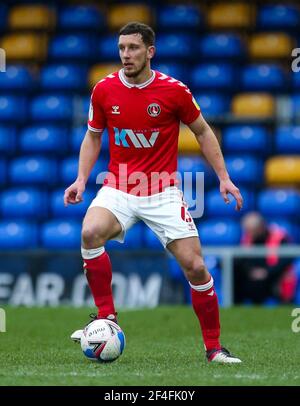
[0,246,299,308]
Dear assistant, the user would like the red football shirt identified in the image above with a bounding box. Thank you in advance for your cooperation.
[88,69,201,195]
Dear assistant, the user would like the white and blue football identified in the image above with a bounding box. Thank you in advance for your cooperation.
[80,319,125,362]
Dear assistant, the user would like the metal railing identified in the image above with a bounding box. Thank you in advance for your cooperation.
[203,245,300,307]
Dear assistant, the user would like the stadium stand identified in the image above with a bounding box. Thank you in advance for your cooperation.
[0,1,299,304]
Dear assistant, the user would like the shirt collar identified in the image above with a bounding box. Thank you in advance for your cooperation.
[119,69,156,89]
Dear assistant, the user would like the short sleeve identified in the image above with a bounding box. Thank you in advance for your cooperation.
[177,84,201,125]
[87,84,106,133]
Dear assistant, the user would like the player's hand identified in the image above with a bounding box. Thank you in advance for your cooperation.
[64,180,86,206]
[219,178,243,211]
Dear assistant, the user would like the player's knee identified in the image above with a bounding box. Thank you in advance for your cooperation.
[184,256,207,282]
[81,225,106,249]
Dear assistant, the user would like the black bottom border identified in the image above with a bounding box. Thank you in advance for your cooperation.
[0,386,299,400]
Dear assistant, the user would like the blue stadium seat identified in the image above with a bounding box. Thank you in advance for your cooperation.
[152,63,185,82]
[144,226,162,249]
[71,125,86,152]
[106,222,143,250]
[193,93,229,117]
[60,156,79,184]
[41,65,87,90]
[205,187,254,218]
[41,220,81,249]
[50,188,94,218]
[182,182,204,216]
[0,126,16,153]
[225,155,263,185]
[20,125,68,154]
[49,34,96,59]
[0,96,27,122]
[98,35,119,60]
[0,159,6,185]
[199,33,245,59]
[60,156,109,185]
[241,64,286,91]
[10,156,57,185]
[258,5,300,30]
[72,127,109,152]
[275,126,300,153]
[59,5,105,30]
[222,125,269,155]
[258,189,300,219]
[293,71,300,89]
[155,34,194,59]
[80,95,90,117]
[157,5,202,30]
[0,221,38,249]
[0,188,47,219]
[191,63,235,90]
[198,219,241,246]
[291,95,300,119]
[0,4,7,30]
[177,156,215,186]
[267,219,300,243]
[31,95,73,121]
[0,65,35,90]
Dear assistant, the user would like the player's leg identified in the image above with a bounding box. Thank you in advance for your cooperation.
[81,186,137,320]
[71,206,121,342]
[167,237,241,363]
[81,206,122,320]
[71,187,136,342]
[140,187,241,363]
[167,237,221,347]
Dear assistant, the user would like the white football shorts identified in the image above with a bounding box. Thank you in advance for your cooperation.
[88,186,199,248]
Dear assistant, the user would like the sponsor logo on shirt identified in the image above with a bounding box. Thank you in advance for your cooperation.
[114,127,159,148]
[112,105,120,114]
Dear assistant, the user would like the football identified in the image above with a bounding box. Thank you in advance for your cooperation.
[80,319,125,362]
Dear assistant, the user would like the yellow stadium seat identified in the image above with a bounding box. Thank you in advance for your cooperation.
[208,3,254,29]
[249,33,293,59]
[178,126,220,154]
[265,156,300,185]
[1,34,48,61]
[89,64,122,88]
[178,126,200,154]
[108,5,152,31]
[9,5,56,30]
[232,93,275,118]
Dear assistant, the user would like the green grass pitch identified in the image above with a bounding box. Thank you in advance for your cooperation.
[0,305,299,386]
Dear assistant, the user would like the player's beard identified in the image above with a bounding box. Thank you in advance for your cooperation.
[124,57,147,78]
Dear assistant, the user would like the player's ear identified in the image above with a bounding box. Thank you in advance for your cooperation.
[148,45,155,60]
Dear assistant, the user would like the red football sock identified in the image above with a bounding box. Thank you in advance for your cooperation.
[190,277,221,351]
[82,248,116,318]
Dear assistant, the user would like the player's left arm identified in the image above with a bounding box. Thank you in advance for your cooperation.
[188,114,243,211]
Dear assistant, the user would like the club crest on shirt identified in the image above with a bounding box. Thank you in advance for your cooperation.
[147,103,161,117]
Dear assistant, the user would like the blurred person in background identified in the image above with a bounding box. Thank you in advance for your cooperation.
[234,212,297,304]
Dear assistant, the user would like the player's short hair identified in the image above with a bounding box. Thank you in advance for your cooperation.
[119,22,155,47]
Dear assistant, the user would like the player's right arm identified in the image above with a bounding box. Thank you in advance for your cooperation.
[64,83,106,206]
[64,129,102,206]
